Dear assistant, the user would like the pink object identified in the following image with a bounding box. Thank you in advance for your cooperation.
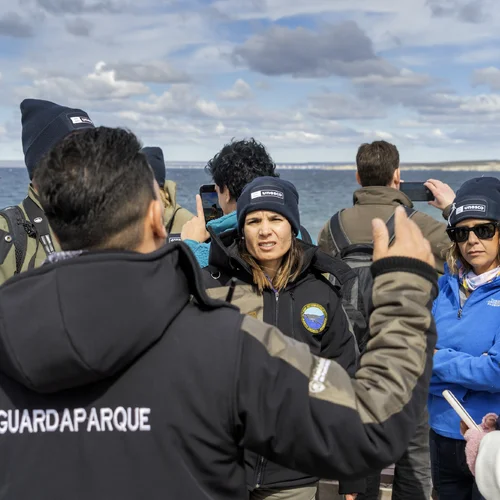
[465,413,498,476]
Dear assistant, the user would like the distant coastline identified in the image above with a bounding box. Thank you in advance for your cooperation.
[0,160,499,172]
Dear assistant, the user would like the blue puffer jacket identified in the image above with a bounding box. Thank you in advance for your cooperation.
[429,269,500,440]
[184,211,313,268]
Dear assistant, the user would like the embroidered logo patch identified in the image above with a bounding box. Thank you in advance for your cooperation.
[250,189,284,201]
[301,303,327,334]
[456,204,486,215]
[487,298,500,307]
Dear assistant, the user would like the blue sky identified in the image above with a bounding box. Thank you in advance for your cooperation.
[0,0,499,163]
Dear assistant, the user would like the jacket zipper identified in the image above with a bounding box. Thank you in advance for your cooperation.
[255,289,280,489]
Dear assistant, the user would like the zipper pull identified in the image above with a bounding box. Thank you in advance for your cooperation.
[458,308,462,319]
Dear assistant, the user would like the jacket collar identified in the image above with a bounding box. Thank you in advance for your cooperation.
[28,183,44,209]
[353,186,413,208]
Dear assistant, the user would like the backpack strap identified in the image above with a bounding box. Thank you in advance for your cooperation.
[298,224,313,244]
[0,206,29,274]
[165,206,182,235]
[385,206,417,245]
[328,210,350,254]
[22,196,56,268]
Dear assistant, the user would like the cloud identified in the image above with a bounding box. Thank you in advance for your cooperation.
[65,18,93,36]
[427,0,487,23]
[34,0,122,14]
[18,61,150,102]
[308,91,386,120]
[352,69,432,87]
[219,79,253,100]
[472,67,500,90]
[232,22,397,78]
[101,61,190,84]
[0,12,34,38]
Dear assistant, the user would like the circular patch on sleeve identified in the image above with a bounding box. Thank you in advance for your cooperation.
[301,303,327,334]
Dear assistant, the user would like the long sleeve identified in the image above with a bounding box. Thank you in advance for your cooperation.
[432,341,500,392]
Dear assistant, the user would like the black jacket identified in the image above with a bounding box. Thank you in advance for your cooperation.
[0,242,437,499]
[204,229,363,493]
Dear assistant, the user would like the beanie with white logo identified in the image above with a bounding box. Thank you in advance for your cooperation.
[237,176,300,234]
[448,177,500,227]
[21,98,95,179]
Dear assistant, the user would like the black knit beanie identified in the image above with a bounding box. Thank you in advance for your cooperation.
[141,147,166,187]
[237,176,300,234]
[21,98,94,179]
[449,177,500,226]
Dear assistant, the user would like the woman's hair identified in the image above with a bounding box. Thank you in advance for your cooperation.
[446,241,471,275]
[158,184,172,209]
[238,235,304,293]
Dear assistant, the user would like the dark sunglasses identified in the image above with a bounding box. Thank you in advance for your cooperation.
[446,222,500,243]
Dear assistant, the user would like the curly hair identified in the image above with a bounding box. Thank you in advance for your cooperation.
[206,138,279,201]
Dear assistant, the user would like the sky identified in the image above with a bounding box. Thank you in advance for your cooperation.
[0,0,500,164]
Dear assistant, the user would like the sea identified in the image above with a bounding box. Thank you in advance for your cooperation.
[0,163,497,239]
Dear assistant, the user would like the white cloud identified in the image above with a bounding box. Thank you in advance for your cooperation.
[472,67,500,90]
[219,79,253,100]
[18,61,150,102]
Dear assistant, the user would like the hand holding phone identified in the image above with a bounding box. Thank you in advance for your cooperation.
[443,390,481,431]
[400,182,434,202]
[199,184,223,222]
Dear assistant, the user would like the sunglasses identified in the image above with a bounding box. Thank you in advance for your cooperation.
[446,222,500,243]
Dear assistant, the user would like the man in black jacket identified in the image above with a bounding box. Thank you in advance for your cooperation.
[0,126,438,499]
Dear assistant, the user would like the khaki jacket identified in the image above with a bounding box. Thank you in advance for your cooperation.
[0,185,61,285]
[318,186,450,273]
[163,180,194,235]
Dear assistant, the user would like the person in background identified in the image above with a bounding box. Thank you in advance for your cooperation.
[181,138,279,267]
[0,98,94,284]
[318,140,454,273]
[0,125,439,499]
[141,146,193,236]
[429,177,500,500]
[203,177,363,500]
[318,140,455,500]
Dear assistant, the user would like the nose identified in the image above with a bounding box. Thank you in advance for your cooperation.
[468,229,480,244]
[259,220,272,236]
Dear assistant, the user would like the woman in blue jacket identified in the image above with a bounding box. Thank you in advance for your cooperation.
[430,177,500,500]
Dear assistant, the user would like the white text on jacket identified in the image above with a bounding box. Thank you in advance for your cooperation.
[0,407,151,433]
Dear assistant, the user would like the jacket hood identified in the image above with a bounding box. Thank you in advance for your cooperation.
[164,180,178,208]
[208,228,353,286]
[0,242,223,394]
[353,186,413,208]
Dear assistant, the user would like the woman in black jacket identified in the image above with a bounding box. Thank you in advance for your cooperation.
[203,176,363,500]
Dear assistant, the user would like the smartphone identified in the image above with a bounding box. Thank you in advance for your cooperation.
[400,182,434,202]
[442,390,481,431]
[199,184,223,222]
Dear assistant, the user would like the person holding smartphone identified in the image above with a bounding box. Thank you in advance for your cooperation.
[203,177,364,500]
[181,139,279,268]
[429,177,500,500]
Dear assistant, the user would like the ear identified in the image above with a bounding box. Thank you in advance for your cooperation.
[355,171,362,187]
[149,198,167,240]
[393,168,401,188]
[222,185,232,204]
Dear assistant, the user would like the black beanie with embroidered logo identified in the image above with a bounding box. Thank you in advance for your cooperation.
[237,176,300,235]
[448,176,500,226]
[21,98,95,179]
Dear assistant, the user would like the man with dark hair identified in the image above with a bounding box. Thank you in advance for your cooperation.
[318,140,453,272]
[0,98,94,284]
[0,126,440,500]
[318,140,455,500]
[181,138,280,267]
